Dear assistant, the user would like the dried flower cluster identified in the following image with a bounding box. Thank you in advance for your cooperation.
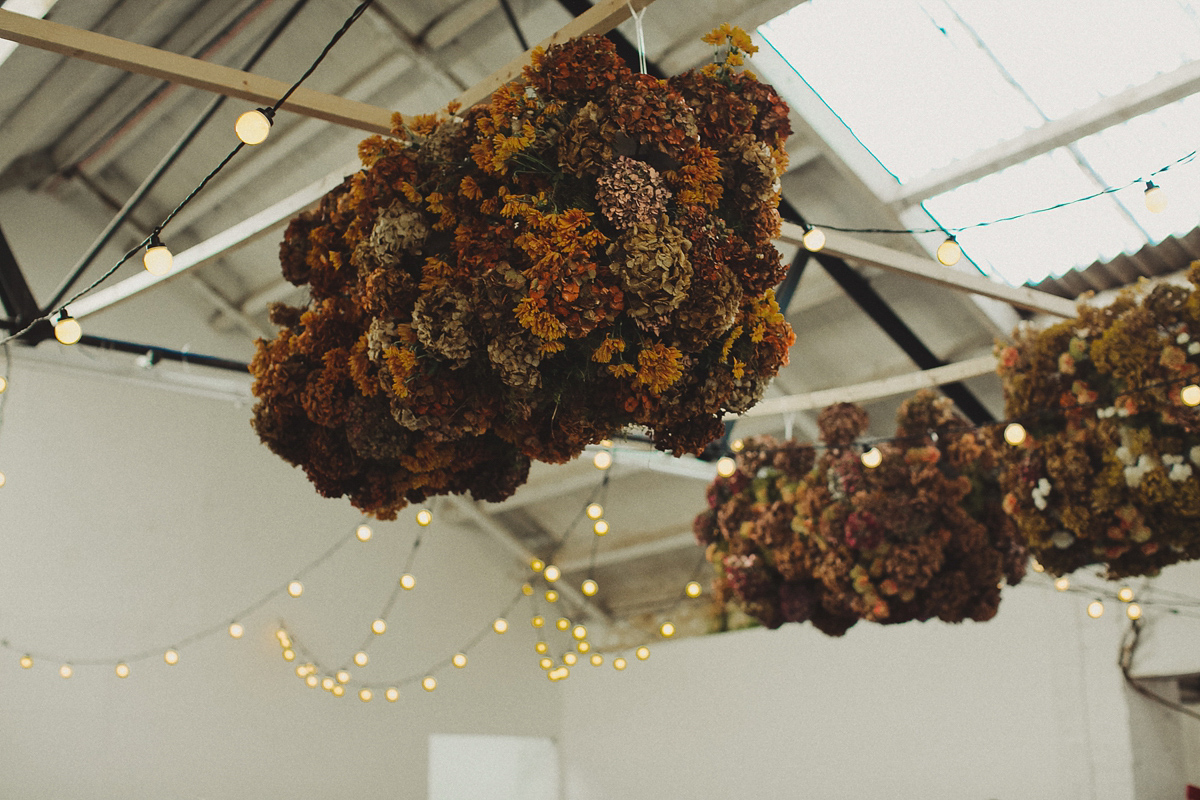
[997,264,1200,577]
[250,28,795,518]
[695,392,1026,636]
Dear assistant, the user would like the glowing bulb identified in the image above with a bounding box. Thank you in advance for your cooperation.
[545,590,559,603]
[416,508,433,526]
[543,564,561,582]
[0,472,7,488]
[716,456,736,477]
[530,558,545,573]
[581,579,599,596]
[0,375,7,392]
[164,649,179,665]
[660,621,676,637]
[332,685,345,697]
[276,628,290,645]
[613,657,627,671]
[1031,559,1044,573]
[282,649,295,662]
[143,236,172,276]
[359,688,373,702]
[593,519,609,536]
[400,573,416,590]
[577,641,591,653]
[539,657,554,670]
[590,653,604,666]
[936,236,962,266]
[572,624,587,640]
[860,447,882,468]
[532,615,545,628]
[555,617,571,631]
[1117,587,1134,603]
[19,655,32,669]
[386,687,399,702]
[586,503,604,519]
[452,653,467,668]
[564,652,578,666]
[53,311,81,345]
[1127,602,1142,620]
[1181,384,1200,407]
[353,651,368,667]
[59,664,72,678]
[337,670,350,684]
[372,619,387,635]
[593,451,612,470]
[321,677,335,691]
[287,580,303,597]
[228,622,244,639]
[422,676,437,691]
[535,641,548,654]
[636,645,650,660]
[493,618,508,634]
[235,108,273,145]
[115,662,129,678]
[1144,180,1167,213]
[355,524,372,541]
[1054,577,1070,592]
[295,665,309,678]
[548,666,570,681]
[305,674,318,688]
[1087,600,1104,619]
[1003,422,1027,446]
[802,225,826,252]
[685,581,703,598]
[731,438,744,452]
[521,583,534,596]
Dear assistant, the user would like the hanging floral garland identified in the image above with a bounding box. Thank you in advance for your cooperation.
[997,263,1200,578]
[249,27,795,518]
[695,392,1026,636]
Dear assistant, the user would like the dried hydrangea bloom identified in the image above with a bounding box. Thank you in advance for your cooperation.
[595,156,671,230]
[413,284,475,365]
[609,218,693,322]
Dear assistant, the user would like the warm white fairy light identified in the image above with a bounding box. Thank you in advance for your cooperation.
[53,310,81,345]
[1143,180,1167,213]
[581,579,599,596]
[353,651,369,667]
[1054,576,1070,592]
[521,582,534,596]
[530,558,545,573]
[572,624,587,641]
[359,688,373,702]
[860,447,883,468]
[716,456,736,477]
[659,621,676,637]
[613,657,627,671]
[801,225,826,252]
[1003,422,1027,446]
[1118,586,1135,603]
[372,619,387,635]
[1181,383,1200,407]
[1031,559,1044,573]
[564,652,578,666]
[305,674,318,688]
[593,451,612,470]
[532,615,545,628]
[115,662,129,678]
[385,687,399,702]
[143,236,173,276]
[936,236,962,266]
[731,438,744,452]
[19,654,32,669]
[1087,600,1105,619]
[228,622,244,639]
[539,657,554,670]
[336,669,350,684]
[577,641,591,653]
[422,676,437,691]
[282,649,295,662]
[555,617,571,631]
[287,580,303,597]
[636,646,650,660]
[452,653,467,668]
[593,519,609,536]
[416,508,433,526]
[164,649,179,665]
[544,590,559,603]
[586,503,604,520]
[685,581,703,598]
[535,641,549,654]
[332,684,345,697]
[543,564,561,582]
[234,108,273,145]
[400,573,416,590]
[355,524,372,542]
[1127,602,1143,620]
[59,664,72,678]
[321,677,335,691]
[492,618,509,634]
[548,666,570,681]
[590,653,604,666]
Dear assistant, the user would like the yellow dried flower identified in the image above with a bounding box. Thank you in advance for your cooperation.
[636,343,685,394]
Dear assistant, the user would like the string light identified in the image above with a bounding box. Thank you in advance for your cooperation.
[385,687,399,702]
[115,662,129,678]
[164,649,179,665]
[636,646,650,660]
[0,375,7,393]
[1031,559,1044,573]
[860,447,883,468]
[590,653,604,666]
[19,655,31,669]
[716,456,737,477]
[332,684,345,697]
[581,579,599,596]
[305,674,318,687]
[593,451,613,470]
[234,107,274,145]
[535,641,548,654]
[142,233,174,276]
[543,564,561,582]
[452,653,467,668]
[530,558,545,573]
[521,583,534,596]
[731,438,744,452]
[548,666,570,681]
[1118,587,1135,603]
[613,657,627,670]
[555,617,571,631]
[593,519,609,536]
[358,687,372,702]
[571,625,587,640]
[321,677,335,691]
[353,651,368,667]
[59,664,72,678]
[53,310,81,345]
[544,590,559,603]
[532,615,545,628]
[0,472,6,489]
[685,581,703,598]
[936,236,962,267]
[1127,602,1143,620]
[1143,180,1167,213]
[1003,422,1027,446]
[563,653,578,666]
[399,574,416,590]
[228,622,244,639]
[801,224,826,252]
[372,619,387,635]
[540,655,554,669]
[492,618,508,633]
[1087,600,1105,619]
[1181,383,1200,406]
[416,508,433,526]
[355,524,372,542]
[334,670,349,684]
[659,621,676,637]
[586,503,604,520]
[577,641,591,653]
[287,580,303,597]
[282,649,295,661]
[1054,577,1070,592]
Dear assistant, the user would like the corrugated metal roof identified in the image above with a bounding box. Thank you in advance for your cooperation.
[1030,225,1200,299]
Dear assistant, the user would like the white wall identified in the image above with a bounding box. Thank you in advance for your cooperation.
[0,351,562,799]
[559,585,1139,800]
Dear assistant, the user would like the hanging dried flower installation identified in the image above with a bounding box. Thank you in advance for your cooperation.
[695,393,1026,636]
[250,27,795,518]
[996,263,1200,578]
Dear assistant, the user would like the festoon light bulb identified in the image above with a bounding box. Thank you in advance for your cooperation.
[235,107,274,145]
[53,309,82,345]
[143,233,173,276]
[936,236,962,267]
[802,225,826,252]
[1143,180,1167,213]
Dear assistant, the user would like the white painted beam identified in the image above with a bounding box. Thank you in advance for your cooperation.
[885,58,1200,208]
[785,223,1079,318]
